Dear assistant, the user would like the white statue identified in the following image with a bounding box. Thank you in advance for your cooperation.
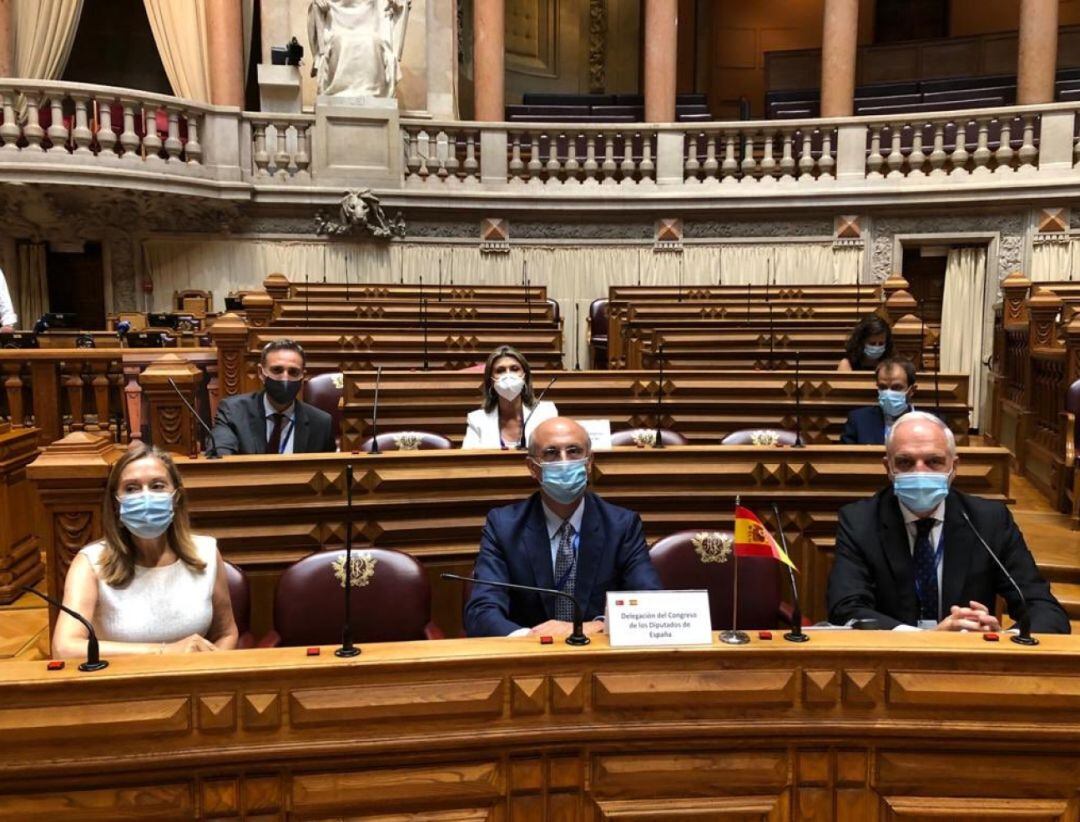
[308,0,411,98]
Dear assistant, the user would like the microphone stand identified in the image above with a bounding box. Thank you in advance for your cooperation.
[961,510,1038,646]
[419,275,429,371]
[526,279,533,327]
[442,573,590,645]
[771,502,808,642]
[918,297,927,371]
[305,273,310,327]
[519,375,559,450]
[369,366,383,454]
[653,343,665,448]
[336,463,361,657]
[745,283,751,327]
[792,351,805,448]
[168,377,220,458]
[574,302,581,371]
[21,586,108,671]
[768,299,775,371]
[934,337,942,419]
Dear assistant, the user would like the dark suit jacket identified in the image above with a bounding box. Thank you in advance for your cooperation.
[840,405,947,445]
[464,491,662,637]
[209,390,336,456]
[827,486,1070,633]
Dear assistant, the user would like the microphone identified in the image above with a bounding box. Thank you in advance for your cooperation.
[771,503,808,643]
[518,375,558,450]
[419,276,429,371]
[441,573,590,645]
[526,278,533,327]
[368,366,382,454]
[768,299,774,370]
[574,302,581,371]
[305,273,310,326]
[960,509,1038,646]
[792,350,805,448]
[21,585,108,671]
[933,337,942,418]
[653,343,665,449]
[168,377,221,459]
[336,463,361,657]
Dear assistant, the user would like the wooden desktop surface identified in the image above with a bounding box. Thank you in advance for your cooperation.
[0,632,1078,820]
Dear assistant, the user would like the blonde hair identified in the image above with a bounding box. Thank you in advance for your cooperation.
[99,443,205,587]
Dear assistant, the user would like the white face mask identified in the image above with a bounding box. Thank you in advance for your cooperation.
[493,372,525,401]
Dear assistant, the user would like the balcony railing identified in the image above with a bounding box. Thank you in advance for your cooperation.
[3,79,1080,202]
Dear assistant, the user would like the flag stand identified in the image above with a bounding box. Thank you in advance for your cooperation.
[720,495,750,646]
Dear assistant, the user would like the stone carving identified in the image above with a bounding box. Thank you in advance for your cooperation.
[309,0,411,98]
[315,189,406,238]
[588,0,608,94]
[871,214,1025,283]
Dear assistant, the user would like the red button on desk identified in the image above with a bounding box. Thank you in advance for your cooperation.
[540,636,554,645]
[46,660,64,671]
[306,648,321,656]
[984,633,1000,642]
[758,631,773,640]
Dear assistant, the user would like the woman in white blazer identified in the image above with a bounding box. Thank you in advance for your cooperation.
[462,346,558,449]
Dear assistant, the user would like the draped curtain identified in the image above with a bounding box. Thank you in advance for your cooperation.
[144,0,212,102]
[1031,240,1072,282]
[12,0,84,81]
[15,242,49,327]
[142,239,863,368]
[940,247,989,430]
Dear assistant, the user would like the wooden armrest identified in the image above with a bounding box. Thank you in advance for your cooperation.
[1061,410,1076,466]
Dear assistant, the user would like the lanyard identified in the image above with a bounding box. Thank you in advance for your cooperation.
[269,415,295,454]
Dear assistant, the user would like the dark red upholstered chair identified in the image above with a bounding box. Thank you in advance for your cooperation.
[1064,378,1080,516]
[223,561,255,649]
[721,429,800,446]
[359,431,453,452]
[457,363,486,372]
[261,548,443,647]
[589,298,609,369]
[303,372,343,443]
[649,530,794,631]
[610,428,689,447]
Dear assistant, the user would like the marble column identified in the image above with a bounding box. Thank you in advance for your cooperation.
[820,0,859,118]
[0,0,13,77]
[473,0,504,121]
[206,0,246,107]
[1018,0,1059,105]
[643,0,678,123]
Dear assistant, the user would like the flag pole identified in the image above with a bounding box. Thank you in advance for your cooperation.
[720,495,750,645]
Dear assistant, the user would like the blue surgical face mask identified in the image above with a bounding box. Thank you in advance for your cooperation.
[878,389,910,418]
[537,458,588,505]
[118,491,176,539]
[864,343,887,360]
[893,471,950,513]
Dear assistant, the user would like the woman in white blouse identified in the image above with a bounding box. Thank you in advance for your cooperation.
[462,346,558,449]
[52,444,238,657]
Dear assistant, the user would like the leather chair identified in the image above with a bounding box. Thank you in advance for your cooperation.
[649,530,793,631]
[721,429,800,446]
[261,548,443,647]
[610,428,689,447]
[303,372,343,443]
[1064,379,1080,517]
[223,561,255,649]
[589,298,609,369]
[359,431,453,452]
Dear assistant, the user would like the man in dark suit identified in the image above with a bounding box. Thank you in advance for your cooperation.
[209,339,336,456]
[828,411,1069,633]
[841,357,924,445]
[464,416,661,638]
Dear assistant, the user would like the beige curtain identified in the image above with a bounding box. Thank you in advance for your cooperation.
[1031,240,1072,282]
[15,243,49,326]
[13,0,84,80]
[940,247,988,431]
[144,0,212,102]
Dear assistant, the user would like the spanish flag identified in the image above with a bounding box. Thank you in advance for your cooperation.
[733,505,797,570]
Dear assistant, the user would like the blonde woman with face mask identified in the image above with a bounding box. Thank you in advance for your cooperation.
[462,346,558,449]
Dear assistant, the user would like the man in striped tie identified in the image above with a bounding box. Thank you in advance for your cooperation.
[464,417,662,638]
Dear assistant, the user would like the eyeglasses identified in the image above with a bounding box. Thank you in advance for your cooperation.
[534,445,587,463]
[265,365,303,379]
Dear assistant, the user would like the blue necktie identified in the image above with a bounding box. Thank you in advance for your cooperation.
[913,518,939,622]
[554,521,576,622]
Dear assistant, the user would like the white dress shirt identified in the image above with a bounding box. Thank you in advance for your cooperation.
[462,400,559,449]
[894,498,946,630]
[0,266,16,328]
[263,394,296,455]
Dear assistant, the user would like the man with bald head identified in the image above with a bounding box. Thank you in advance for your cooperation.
[828,411,1068,633]
[464,417,661,638]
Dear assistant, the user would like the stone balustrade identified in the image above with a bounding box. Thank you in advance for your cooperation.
[4,81,1080,202]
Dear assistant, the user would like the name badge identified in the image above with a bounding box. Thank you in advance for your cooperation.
[605,590,713,647]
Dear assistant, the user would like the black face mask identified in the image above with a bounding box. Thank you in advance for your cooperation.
[264,377,302,406]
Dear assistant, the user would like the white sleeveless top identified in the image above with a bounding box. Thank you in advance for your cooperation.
[79,535,218,644]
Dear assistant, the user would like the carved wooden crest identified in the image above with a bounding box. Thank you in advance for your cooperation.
[332,551,377,588]
[692,532,732,564]
[393,431,423,451]
[750,430,781,446]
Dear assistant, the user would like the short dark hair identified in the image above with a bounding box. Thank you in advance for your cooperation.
[844,315,894,365]
[875,356,917,388]
[260,338,306,366]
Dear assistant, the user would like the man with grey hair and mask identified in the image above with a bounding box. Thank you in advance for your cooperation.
[464,416,661,638]
[827,411,1069,633]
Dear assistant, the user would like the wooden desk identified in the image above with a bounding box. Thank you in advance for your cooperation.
[0,633,1078,820]
[28,440,1011,640]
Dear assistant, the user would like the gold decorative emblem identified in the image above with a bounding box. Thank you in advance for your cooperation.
[393,431,423,450]
[331,551,377,588]
[330,373,344,390]
[750,430,781,446]
[631,429,657,447]
[692,532,733,564]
